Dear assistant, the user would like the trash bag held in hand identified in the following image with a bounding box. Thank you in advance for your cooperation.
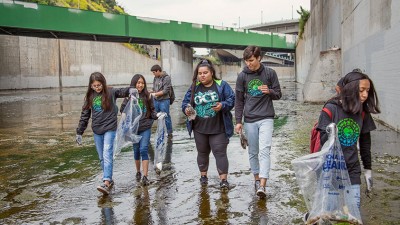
[291,123,362,225]
[240,129,248,149]
[186,104,196,121]
[154,112,167,171]
[113,88,142,159]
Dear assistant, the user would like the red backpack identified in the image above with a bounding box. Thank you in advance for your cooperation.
[310,108,333,153]
[310,108,365,153]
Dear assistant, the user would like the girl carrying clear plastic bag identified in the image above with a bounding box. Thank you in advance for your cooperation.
[120,74,164,186]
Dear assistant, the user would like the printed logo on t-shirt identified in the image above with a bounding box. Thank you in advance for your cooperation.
[337,118,360,146]
[93,95,102,112]
[247,79,263,96]
[138,98,147,113]
[194,90,219,118]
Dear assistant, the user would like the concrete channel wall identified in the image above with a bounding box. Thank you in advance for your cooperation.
[296,0,400,131]
[0,35,159,89]
[0,35,295,90]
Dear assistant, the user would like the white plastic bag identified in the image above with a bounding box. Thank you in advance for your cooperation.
[291,123,362,224]
[154,112,167,172]
[113,88,142,159]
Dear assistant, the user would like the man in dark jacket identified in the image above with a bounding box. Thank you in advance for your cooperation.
[234,46,282,198]
[151,64,173,138]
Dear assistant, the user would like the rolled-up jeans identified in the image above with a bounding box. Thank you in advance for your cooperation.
[93,130,116,182]
[133,128,151,161]
[153,98,172,134]
[244,118,274,179]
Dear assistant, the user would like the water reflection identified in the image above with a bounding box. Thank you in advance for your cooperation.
[153,138,175,225]
[98,196,116,225]
[197,188,230,224]
[248,197,269,225]
[132,186,153,224]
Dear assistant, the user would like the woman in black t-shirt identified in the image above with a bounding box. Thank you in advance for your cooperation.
[181,59,235,190]
[317,70,380,209]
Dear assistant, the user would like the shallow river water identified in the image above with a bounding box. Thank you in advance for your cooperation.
[0,80,399,224]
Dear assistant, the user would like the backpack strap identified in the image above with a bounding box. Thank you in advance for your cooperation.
[322,107,364,121]
[322,107,333,120]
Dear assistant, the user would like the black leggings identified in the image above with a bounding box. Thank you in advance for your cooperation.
[193,130,229,175]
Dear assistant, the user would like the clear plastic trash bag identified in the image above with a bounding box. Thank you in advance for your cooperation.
[291,123,362,225]
[113,88,142,159]
[186,103,196,121]
[154,112,167,171]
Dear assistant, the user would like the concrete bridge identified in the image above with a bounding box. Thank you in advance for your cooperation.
[0,0,298,89]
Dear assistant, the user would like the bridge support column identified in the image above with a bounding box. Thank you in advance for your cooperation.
[160,41,193,86]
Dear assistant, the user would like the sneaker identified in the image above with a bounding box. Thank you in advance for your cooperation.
[220,179,229,190]
[142,176,149,186]
[135,172,142,181]
[256,186,267,198]
[303,212,310,223]
[97,183,111,195]
[254,180,261,191]
[200,175,208,186]
[303,212,317,225]
[109,180,114,187]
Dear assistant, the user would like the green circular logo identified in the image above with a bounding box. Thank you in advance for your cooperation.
[337,118,360,146]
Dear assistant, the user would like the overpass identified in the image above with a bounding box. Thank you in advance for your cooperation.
[0,1,296,53]
[244,19,300,35]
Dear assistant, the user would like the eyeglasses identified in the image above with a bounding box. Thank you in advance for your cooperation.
[92,84,102,89]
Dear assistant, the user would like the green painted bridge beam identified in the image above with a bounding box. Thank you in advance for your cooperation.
[0,2,296,52]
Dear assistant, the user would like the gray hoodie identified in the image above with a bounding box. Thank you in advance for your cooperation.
[152,71,172,100]
[235,64,282,123]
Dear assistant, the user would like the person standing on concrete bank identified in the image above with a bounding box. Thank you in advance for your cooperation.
[234,46,282,198]
[150,64,173,138]
[75,72,132,195]
[181,59,235,190]
[120,74,163,186]
[317,70,380,209]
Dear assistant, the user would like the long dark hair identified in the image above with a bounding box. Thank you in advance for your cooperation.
[189,59,219,104]
[83,72,111,111]
[337,71,380,114]
[130,74,152,118]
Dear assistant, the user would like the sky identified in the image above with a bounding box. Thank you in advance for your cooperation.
[115,0,310,54]
[116,0,310,28]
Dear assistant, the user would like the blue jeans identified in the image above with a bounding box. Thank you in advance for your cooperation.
[154,99,172,134]
[93,130,116,182]
[244,118,274,179]
[133,129,151,161]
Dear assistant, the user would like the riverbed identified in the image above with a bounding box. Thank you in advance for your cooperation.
[0,80,399,224]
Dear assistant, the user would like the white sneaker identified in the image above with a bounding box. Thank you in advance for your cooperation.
[256,186,266,198]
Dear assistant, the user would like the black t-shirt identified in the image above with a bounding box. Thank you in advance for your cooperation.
[317,102,376,184]
[193,83,224,134]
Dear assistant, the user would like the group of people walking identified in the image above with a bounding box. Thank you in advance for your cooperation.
[182,45,282,198]
[75,64,174,195]
[75,44,380,207]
